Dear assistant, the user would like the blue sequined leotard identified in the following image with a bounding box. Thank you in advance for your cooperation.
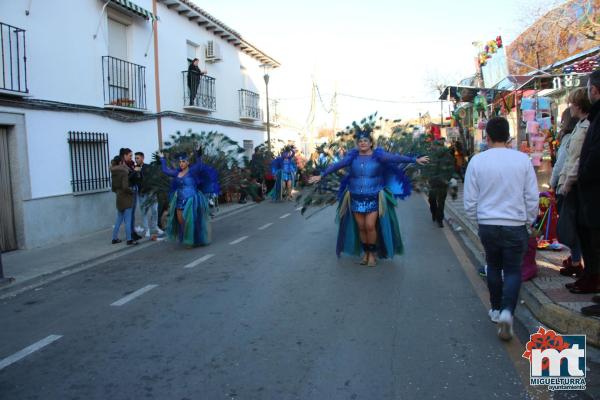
[321,150,416,213]
[174,174,198,209]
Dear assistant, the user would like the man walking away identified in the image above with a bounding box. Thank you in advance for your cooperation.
[425,139,455,228]
[577,71,600,315]
[464,117,538,341]
[134,152,163,238]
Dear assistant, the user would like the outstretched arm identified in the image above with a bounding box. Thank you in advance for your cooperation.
[378,151,417,165]
[320,154,353,177]
[160,157,179,177]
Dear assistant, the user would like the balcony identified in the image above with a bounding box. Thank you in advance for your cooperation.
[239,89,262,121]
[0,22,28,95]
[182,71,216,112]
[102,56,147,111]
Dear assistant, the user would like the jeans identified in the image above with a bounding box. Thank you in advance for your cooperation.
[478,224,529,313]
[112,208,133,241]
[130,187,138,236]
[137,193,158,233]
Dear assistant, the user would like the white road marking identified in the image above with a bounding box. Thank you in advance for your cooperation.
[0,335,62,371]
[229,236,249,245]
[280,213,291,219]
[183,254,215,269]
[110,284,158,307]
[258,223,273,230]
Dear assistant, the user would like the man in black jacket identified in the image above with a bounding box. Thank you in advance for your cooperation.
[571,71,600,308]
[187,58,207,106]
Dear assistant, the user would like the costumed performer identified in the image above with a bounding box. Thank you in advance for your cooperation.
[159,149,219,247]
[309,128,429,267]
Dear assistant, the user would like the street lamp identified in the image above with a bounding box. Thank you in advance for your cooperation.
[260,64,272,156]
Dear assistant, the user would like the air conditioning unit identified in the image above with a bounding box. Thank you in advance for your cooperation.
[205,40,222,63]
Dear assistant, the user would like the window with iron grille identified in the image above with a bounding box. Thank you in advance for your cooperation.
[68,131,111,193]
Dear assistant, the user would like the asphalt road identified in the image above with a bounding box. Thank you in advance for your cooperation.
[0,196,593,399]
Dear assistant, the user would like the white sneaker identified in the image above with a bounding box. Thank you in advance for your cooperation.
[488,309,500,323]
[135,225,144,234]
[145,231,151,238]
[497,309,514,341]
[156,227,164,235]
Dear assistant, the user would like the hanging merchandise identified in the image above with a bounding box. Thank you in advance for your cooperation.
[522,110,536,122]
[526,121,540,134]
[473,93,488,113]
[520,97,535,110]
[538,116,552,130]
[537,97,551,110]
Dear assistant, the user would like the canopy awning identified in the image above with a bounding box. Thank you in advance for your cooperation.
[109,0,156,20]
[439,85,509,103]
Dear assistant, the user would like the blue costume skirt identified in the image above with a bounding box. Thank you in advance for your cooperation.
[166,191,211,246]
[336,189,404,258]
[350,193,379,213]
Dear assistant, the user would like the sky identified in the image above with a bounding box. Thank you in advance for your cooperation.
[192,0,563,129]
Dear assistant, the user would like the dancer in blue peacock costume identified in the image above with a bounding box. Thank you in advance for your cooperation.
[270,145,297,201]
[309,128,429,267]
[159,151,220,246]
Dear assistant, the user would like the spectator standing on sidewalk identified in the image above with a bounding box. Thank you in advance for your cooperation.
[464,117,538,341]
[110,156,138,245]
[119,148,142,241]
[569,70,600,302]
[556,89,590,278]
[134,152,164,238]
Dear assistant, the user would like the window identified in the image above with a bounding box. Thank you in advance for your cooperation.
[243,140,254,159]
[108,17,128,60]
[187,41,199,64]
[68,132,111,193]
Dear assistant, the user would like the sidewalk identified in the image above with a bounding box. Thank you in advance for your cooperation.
[0,201,257,297]
[444,182,600,347]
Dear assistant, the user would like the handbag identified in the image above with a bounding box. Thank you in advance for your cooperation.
[557,190,579,248]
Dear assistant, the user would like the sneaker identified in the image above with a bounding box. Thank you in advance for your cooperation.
[497,310,513,341]
[156,227,164,235]
[145,231,151,239]
[488,309,500,323]
[479,265,487,277]
[111,239,122,244]
[126,240,138,246]
[135,226,144,234]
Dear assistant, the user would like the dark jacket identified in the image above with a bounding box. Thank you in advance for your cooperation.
[111,164,134,211]
[425,146,455,189]
[577,99,600,228]
[187,64,203,88]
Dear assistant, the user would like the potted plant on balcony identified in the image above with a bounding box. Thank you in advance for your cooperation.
[110,98,136,107]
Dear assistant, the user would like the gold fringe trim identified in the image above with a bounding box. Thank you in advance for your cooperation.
[339,190,351,218]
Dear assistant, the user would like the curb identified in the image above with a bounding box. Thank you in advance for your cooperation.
[444,200,600,348]
[0,239,156,299]
[0,201,260,299]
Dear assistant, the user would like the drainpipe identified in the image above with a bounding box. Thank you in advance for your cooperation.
[152,0,163,149]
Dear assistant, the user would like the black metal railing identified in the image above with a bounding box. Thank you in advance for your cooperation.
[68,131,111,193]
[102,56,147,110]
[0,22,28,94]
[182,71,216,111]
[239,89,261,120]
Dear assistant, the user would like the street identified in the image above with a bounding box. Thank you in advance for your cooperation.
[0,197,589,399]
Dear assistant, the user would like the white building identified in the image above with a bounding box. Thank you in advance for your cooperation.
[0,0,280,250]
